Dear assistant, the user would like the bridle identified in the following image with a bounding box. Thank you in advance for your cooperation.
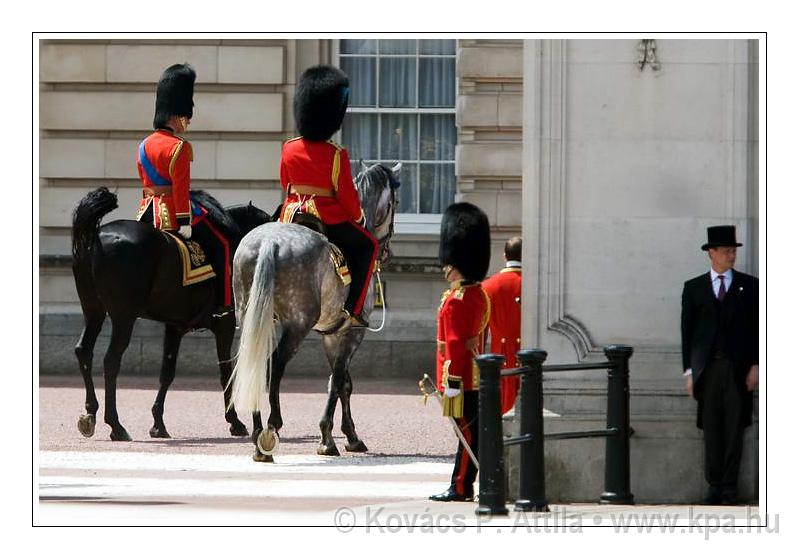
[372,167,398,265]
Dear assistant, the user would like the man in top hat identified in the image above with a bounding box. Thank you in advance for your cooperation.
[482,236,522,414]
[681,225,758,505]
[278,64,379,328]
[135,63,233,316]
[429,202,491,502]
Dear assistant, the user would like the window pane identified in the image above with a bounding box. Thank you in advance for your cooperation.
[341,57,376,107]
[341,113,378,161]
[419,163,455,214]
[396,163,418,213]
[419,58,455,107]
[380,114,418,161]
[379,39,415,54]
[379,58,416,107]
[420,114,455,160]
[419,39,455,55]
[341,39,377,55]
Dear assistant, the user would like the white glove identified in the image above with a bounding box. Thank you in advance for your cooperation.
[179,225,192,238]
[444,387,461,398]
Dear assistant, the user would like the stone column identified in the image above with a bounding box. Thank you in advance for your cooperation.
[455,39,523,273]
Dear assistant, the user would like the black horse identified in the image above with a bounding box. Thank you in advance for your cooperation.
[71,187,270,441]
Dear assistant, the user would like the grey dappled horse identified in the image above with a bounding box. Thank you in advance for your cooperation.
[230,162,400,461]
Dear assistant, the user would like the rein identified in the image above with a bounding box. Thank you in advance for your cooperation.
[364,168,397,333]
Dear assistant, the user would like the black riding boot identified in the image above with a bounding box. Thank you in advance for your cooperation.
[190,220,232,317]
[325,221,378,327]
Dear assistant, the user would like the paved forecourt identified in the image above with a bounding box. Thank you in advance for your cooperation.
[37,377,759,527]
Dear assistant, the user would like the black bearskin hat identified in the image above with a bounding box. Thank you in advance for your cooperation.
[153,63,196,130]
[439,202,491,282]
[294,65,349,141]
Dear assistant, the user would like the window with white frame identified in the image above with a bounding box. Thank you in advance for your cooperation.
[338,39,457,216]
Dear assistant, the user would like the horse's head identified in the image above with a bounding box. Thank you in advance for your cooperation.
[227,201,272,236]
[355,162,401,264]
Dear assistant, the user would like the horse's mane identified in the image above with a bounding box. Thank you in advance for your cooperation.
[356,164,391,231]
[192,190,240,240]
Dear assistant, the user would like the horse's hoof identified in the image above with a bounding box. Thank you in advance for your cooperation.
[317,442,341,456]
[251,428,262,445]
[256,427,279,455]
[77,414,95,438]
[149,426,171,439]
[229,422,249,437]
[110,428,132,442]
[345,440,368,453]
[252,450,274,463]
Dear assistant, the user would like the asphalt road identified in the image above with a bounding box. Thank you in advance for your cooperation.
[38,374,454,457]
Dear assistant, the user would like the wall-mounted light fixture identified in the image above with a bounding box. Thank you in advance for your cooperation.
[637,39,661,71]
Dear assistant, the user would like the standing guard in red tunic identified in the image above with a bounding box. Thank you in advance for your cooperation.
[482,236,522,414]
[278,65,379,328]
[429,202,492,502]
[135,63,233,317]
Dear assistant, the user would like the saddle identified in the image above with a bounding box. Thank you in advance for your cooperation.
[163,231,216,287]
[290,212,350,286]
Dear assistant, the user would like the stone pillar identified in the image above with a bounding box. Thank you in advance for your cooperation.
[455,39,523,273]
[517,38,760,503]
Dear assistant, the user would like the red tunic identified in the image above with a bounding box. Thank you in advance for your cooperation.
[135,129,193,230]
[482,266,522,413]
[278,137,364,225]
[436,281,491,393]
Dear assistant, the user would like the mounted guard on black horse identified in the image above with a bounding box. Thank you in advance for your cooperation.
[71,63,271,441]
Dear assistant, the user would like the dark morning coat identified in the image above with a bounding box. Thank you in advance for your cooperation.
[681,269,759,429]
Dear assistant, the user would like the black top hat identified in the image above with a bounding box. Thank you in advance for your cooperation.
[701,225,743,251]
[294,65,349,141]
[439,202,491,282]
[153,63,196,130]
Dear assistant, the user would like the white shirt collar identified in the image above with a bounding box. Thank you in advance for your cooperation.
[710,268,732,282]
[505,260,522,269]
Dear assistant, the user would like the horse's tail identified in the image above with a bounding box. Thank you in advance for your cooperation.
[71,187,118,266]
[229,240,277,413]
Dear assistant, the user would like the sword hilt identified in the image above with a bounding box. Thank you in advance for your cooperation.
[418,374,433,406]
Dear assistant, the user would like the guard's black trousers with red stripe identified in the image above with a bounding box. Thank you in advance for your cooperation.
[326,221,379,317]
[450,391,479,495]
[189,217,232,308]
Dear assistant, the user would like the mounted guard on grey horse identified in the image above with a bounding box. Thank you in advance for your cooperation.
[229,65,401,461]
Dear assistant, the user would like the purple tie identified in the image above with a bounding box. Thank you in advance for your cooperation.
[717,275,726,301]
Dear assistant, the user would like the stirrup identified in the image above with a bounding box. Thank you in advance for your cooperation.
[345,310,369,328]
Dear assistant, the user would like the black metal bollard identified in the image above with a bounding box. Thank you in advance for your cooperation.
[475,353,508,516]
[600,345,635,504]
[515,349,549,512]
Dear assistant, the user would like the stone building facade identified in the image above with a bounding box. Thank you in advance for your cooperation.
[37,37,760,503]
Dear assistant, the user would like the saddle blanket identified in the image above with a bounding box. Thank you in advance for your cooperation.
[163,231,216,286]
